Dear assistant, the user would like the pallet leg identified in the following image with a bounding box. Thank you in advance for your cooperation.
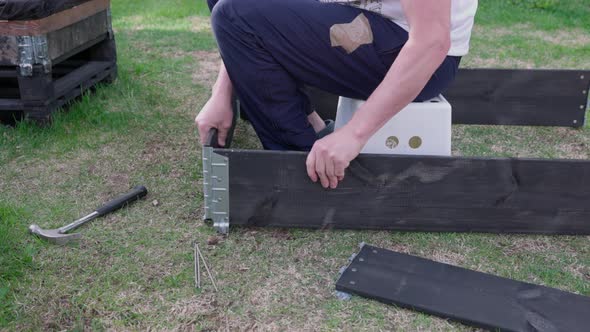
[16,64,56,124]
[22,103,56,125]
[88,37,118,83]
[17,65,54,101]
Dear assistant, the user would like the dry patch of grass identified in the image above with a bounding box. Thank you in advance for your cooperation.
[191,16,212,33]
[452,125,590,159]
[474,24,590,48]
[464,23,590,69]
[192,51,221,87]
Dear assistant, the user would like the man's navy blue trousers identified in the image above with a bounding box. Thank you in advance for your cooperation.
[207,0,461,151]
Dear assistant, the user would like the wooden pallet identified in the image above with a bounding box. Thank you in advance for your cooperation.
[0,0,116,123]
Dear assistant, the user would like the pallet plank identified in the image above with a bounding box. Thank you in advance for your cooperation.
[215,149,590,234]
[54,60,113,96]
[48,11,110,63]
[336,244,590,331]
[0,0,110,36]
[0,98,23,110]
[0,67,17,78]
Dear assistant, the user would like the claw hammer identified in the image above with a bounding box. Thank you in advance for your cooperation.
[29,186,148,245]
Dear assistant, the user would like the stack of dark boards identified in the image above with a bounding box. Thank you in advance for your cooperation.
[0,0,116,123]
[336,244,590,331]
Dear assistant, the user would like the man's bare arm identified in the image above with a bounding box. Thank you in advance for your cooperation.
[195,61,235,146]
[307,0,452,189]
[196,60,327,145]
[345,0,452,142]
[212,61,233,100]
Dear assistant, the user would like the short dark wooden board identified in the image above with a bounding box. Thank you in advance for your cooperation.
[215,149,590,234]
[308,69,590,127]
[336,244,590,331]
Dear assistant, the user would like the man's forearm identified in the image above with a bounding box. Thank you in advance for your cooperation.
[212,61,233,99]
[344,38,449,142]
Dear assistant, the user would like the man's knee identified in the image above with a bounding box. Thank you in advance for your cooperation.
[206,0,217,12]
[210,0,239,31]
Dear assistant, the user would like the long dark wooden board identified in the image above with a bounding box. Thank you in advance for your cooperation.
[446,69,589,127]
[336,244,590,331]
[215,149,590,234]
[308,69,590,127]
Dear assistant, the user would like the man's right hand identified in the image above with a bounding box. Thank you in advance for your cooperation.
[195,95,234,147]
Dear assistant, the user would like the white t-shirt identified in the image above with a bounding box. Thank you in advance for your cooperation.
[320,0,478,56]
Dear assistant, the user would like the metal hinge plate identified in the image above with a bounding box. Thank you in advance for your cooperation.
[17,35,51,76]
[203,146,230,234]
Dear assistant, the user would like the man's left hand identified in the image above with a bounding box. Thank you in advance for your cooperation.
[306,127,365,189]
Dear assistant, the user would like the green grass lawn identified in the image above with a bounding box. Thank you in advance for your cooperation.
[1,0,589,330]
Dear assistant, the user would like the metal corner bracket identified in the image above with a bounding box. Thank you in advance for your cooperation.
[203,146,230,234]
[17,35,51,77]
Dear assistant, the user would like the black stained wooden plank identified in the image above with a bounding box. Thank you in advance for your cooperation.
[0,99,24,110]
[47,10,109,62]
[215,149,590,234]
[0,87,20,98]
[0,68,17,78]
[446,69,589,127]
[307,69,590,127]
[54,62,115,109]
[52,34,108,66]
[336,244,590,331]
[54,60,113,96]
[48,10,109,64]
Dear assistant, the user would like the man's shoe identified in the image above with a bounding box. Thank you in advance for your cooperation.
[317,119,334,139]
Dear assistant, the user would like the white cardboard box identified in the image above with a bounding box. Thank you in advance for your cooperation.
[334,95,452,156]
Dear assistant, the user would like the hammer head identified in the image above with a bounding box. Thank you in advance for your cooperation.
[29,224,82,245]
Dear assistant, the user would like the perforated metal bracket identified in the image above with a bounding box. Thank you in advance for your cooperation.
[203,146,230,234]
[17,35,51,76]
[335,291,352,301]
[582,73,590,127]
[334,243,368,301]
